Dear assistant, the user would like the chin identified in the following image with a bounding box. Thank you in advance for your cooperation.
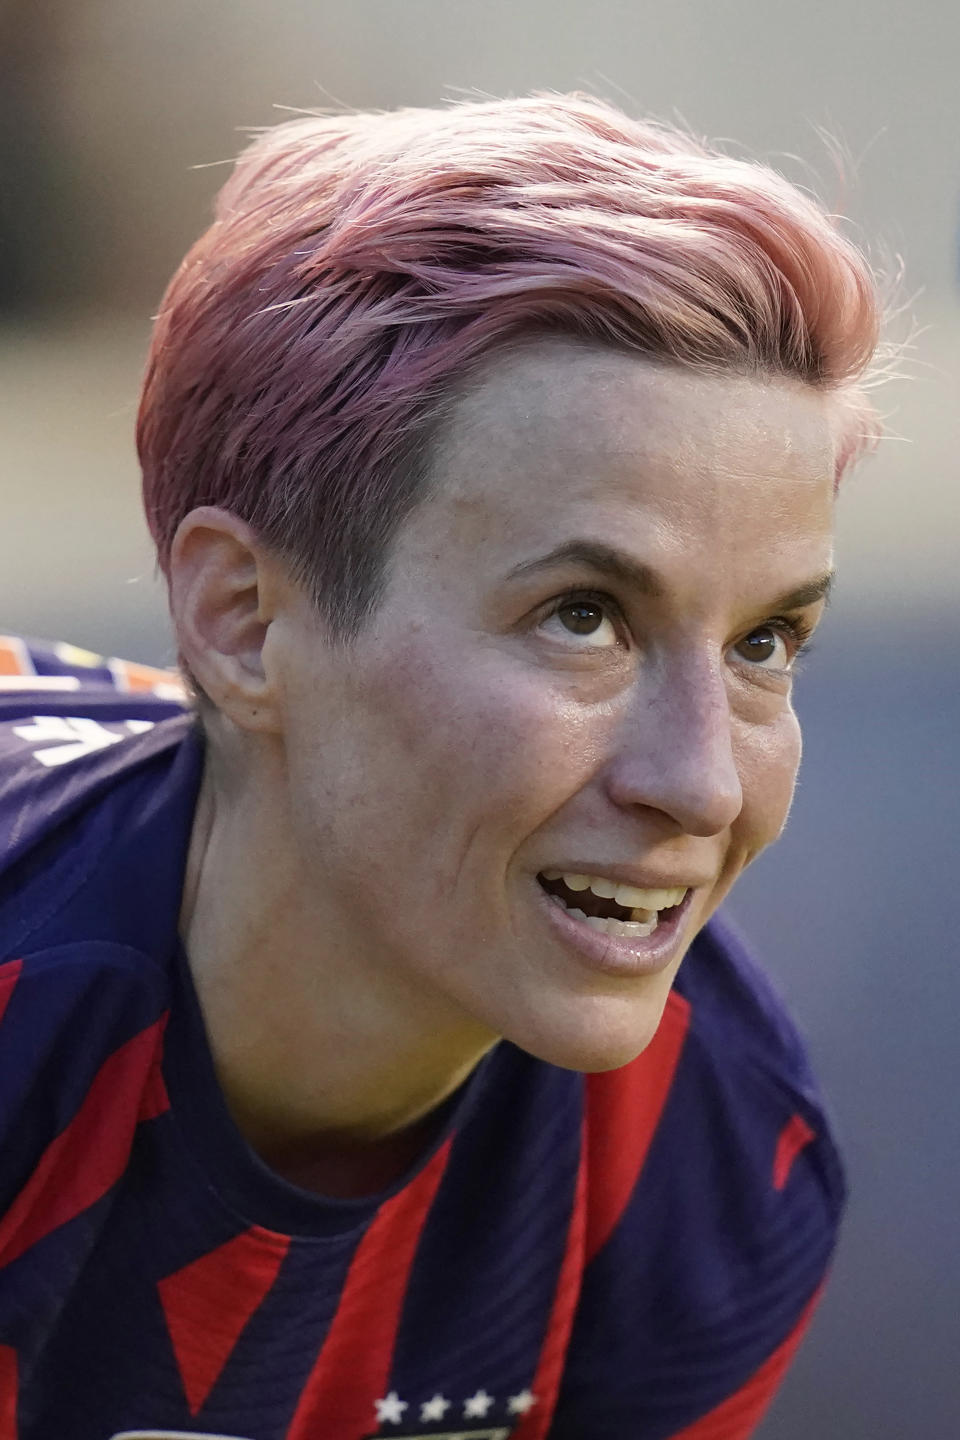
[507,993,671,1074]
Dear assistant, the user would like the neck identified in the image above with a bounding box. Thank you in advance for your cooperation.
[179,744,495,1195]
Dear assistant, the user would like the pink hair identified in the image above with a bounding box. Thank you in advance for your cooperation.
[138,93,881,635]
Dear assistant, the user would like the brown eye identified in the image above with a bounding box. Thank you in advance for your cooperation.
[558,601,605,636]
[733,626,789,670]
[541,594,621,649]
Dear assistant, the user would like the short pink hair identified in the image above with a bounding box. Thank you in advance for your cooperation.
[138,94,881,636]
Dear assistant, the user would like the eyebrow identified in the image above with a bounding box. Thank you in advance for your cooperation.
[767,572,835,611]
[504,540,834,611]
[506,541,666,597]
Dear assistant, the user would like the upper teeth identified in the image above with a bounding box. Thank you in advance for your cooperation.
[542,872,687,912]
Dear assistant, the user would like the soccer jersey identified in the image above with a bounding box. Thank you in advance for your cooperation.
[0,636,845,1440]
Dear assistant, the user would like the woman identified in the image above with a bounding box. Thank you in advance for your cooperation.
[0,94,881,1438]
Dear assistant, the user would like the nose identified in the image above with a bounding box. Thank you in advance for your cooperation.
[603,656,743,837]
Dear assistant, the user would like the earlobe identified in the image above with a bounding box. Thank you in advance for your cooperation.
[168,507,283,732]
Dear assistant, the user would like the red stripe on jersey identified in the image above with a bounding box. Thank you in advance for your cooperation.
[158,1228,290,1415]
[584,989,691,1262]
[665,1285,823,1440]
[512,1131,588,1440]
[772,1112,816,1191]
[0,1015,167,1269]
[0,638,32,677]
[0,960,23,1031]
[137,1051,171,1123]
[287,1138,452,1440]
[0,1345,16,1440]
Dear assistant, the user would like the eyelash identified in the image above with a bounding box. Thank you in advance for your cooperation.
[543,587,624,633]
[762,615,816,666]
[543,589,817,664]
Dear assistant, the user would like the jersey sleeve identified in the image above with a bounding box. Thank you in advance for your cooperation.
[551,927,846,1440]
[0,944,170,1394]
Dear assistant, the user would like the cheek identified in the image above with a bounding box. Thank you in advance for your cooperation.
[364,648,612,841]
[738,708,803,847]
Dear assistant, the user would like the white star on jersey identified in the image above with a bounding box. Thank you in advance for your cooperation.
[374,1391,408,1424]
[420,1393,451,1421]
[508,1389,537,1414]
[463,1389,494,1418]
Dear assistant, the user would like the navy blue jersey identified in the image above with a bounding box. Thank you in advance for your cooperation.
[0,636,845,1440]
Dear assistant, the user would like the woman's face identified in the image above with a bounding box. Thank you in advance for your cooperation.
[273,339,839,1071]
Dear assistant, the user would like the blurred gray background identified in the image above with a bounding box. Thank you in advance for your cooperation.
[1,2,958,1435]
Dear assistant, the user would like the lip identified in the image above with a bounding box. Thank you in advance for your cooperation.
[535,878,695,979]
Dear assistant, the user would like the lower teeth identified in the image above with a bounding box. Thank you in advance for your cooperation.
[555,900,659,938]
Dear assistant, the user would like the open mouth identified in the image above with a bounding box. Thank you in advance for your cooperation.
[537,871,687,939]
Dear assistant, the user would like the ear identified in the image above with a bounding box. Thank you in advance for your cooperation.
[168,507,286,732]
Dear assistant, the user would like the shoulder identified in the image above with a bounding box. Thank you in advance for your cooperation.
[0,638,200,1269]
[0,938,171,1108]
[0,634,201,1141]
[0,635,198,944]
[669,915,844,1209]
[582,911,845,1302]
[555,919,845,1433]
[0,633,189,807]
[584,913,838,1153]
[0,939,171,1272]
[591,915,844,1228]
[676,911,820,1094]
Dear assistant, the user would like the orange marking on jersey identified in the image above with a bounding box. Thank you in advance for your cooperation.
[0,1344,16,1440]
[0,638,33,677]
[773,1112,816,1191]
[158,1228,290,1415]
[584,988,691,1262]
[663,1285,824,1439]
[108,657,182,694]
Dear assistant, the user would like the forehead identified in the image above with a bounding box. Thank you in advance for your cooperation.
[438,338,835,490]
[392,338,838,607]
